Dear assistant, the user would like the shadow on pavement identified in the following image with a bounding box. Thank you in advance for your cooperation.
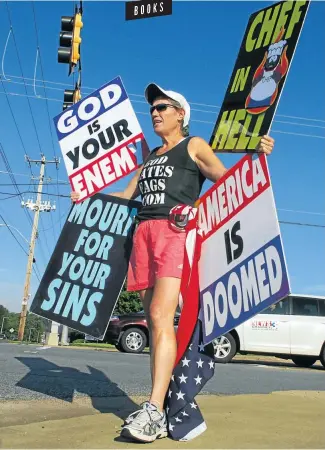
[15,357,140,422]
[232,358,324,371]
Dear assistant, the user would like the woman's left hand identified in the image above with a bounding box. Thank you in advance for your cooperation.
[257,135,274,155]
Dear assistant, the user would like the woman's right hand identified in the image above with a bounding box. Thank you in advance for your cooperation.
[70,191,80,203]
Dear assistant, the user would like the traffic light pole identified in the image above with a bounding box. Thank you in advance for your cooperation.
[57,3,83,345]
[17,155,59,342]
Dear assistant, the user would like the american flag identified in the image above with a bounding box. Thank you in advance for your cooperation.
[165,205,215,441]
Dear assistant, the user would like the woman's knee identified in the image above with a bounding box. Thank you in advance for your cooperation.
[149,277,180,328]
[149,303,175,329]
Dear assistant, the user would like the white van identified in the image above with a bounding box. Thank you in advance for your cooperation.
[213,294,325,368]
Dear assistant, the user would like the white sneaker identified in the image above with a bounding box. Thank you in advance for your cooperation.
[123,401,150,425]
[121,402,167,443]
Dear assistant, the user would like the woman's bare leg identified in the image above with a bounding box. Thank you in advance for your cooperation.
[148,277,181,410]
[139,288,154,381]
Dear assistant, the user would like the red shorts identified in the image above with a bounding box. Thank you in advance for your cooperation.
[127,219,186,292]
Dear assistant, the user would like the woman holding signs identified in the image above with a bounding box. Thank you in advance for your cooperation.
[71,83,274,443]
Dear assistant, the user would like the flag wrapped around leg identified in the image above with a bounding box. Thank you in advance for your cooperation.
[165,205,215,441]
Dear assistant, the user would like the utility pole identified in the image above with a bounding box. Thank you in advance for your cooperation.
[17,155,59,342]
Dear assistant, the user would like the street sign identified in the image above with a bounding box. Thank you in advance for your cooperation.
[9,328,14,333]
[198,154,290,344]
[209,0,310,153]
[125,0,172,20]
[53,76,150,202]
[30,193,141,338]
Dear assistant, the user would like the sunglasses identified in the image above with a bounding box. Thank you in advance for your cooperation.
[150,103,177,115]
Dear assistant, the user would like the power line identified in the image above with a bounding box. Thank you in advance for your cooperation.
[1,90,324,140]
[1,186,324,219]
[2,78,324,130]
[0,190,323,228]
[0,170,68,183]
[0,156,50,268]
[44,167,57,243]
[0,80,32,160]
[30,1,62,231]
[135,111,325,140]
[0,4,58,262]
[0,89,61,103]
[0,212,28,256]
[4,1,43,155]
[0,189,70,198]
[279,221,325,228]
[0,209,41,282]
[39,208,69,232]
[2,73,325,124]
[278,208,325,216]
[39,214,53,257]
[0,193,21,200]
[0,142,34,228]
[28,180,52,266]
[0,182,69,186]
[0,146,52,268]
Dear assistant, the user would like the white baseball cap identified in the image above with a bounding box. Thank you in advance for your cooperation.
[144,83,191,127]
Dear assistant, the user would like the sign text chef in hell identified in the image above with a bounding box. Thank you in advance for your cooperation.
[53,76,149,202]
[198,154,290,344]
[209,0,310,153]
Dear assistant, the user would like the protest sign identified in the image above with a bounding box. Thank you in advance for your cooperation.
[209,0,310,153]
[30,194,140,338]
[198,154,290,344]
[53,76,149,202]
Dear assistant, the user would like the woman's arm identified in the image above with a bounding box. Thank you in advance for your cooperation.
[189,137,228,183]
[189,135,275,183]
[109,165,142,199]
[70,165,142,202]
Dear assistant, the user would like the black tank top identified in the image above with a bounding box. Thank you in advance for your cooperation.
[136,136,206,221]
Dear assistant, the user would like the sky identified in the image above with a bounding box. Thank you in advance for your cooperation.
[0,0,324,313]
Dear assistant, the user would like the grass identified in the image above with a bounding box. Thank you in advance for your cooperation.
[70,342,116,349]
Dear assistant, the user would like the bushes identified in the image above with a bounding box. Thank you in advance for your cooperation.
[113,283,142,315]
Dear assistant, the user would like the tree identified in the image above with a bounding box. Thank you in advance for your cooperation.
[0,304,9,319]
[4,312,20,335]
[113,283,142,315]
[24,312,49,341]
[0,305,10,333]
[0,306,48,340]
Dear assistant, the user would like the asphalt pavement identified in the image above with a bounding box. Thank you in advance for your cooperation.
[0,342,324,401]
[1,343,324,448]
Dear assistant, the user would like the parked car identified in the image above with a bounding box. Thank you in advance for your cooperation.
[213,294,325,367]
[0,333,7,340]
[105,311,179,353]
[106,295,325,368]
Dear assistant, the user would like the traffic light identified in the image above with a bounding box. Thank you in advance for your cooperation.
[58,13,83,75]
[63,86,81,110]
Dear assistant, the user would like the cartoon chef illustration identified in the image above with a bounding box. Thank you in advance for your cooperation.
[245,28,289,114]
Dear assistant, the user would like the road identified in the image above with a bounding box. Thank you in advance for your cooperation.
[0,342,324,402]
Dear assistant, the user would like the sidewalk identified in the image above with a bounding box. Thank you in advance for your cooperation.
[1,391,324,448]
